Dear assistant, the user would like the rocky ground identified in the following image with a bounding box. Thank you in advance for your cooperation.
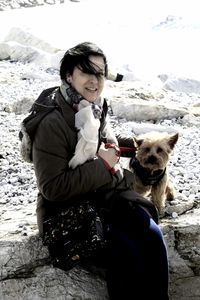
[0,54,200,298]
[0,61,59,239]
[0,0,68,11]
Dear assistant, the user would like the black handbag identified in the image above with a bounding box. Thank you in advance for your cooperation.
[42,200,108,270]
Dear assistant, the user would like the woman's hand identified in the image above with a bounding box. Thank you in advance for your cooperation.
[98,143,119,168]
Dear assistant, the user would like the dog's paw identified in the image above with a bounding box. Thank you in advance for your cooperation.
[166,185,175,201]
[68,157,79,169]
[159,208,166,218]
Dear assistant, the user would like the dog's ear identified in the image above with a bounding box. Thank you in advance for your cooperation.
[133,137,144,148]
[168,133,179,149]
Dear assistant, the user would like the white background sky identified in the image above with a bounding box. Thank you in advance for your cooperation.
[0,0,200,79]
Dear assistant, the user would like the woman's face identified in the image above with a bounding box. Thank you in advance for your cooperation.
[67,55,105,102]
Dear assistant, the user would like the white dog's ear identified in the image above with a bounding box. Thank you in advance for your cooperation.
[168,133,179,149]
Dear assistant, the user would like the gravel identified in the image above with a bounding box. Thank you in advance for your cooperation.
[0,60,200,237]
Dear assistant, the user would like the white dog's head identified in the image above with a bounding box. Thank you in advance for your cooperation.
[76,105,100,142]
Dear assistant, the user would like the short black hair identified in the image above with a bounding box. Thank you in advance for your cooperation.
[60,42,108,80]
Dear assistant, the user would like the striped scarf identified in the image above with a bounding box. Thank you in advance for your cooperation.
[60,80,103,118]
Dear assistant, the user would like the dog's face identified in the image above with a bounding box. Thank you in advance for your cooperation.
[133,131,179,171]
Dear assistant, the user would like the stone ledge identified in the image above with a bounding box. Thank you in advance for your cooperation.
[170,276,200,300]
[160,207,200,299]
[0,208,200,299]
[0,265,109,300]
[0,234,109,300]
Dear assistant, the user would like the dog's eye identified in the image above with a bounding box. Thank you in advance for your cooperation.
[157,147,163,153]
[144,147,150,152]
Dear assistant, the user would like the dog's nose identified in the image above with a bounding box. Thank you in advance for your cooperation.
[147,155,157,164]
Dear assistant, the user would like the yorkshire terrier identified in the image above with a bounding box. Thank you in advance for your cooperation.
[129,131,179,214]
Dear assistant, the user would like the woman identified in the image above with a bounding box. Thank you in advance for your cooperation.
[29,42,169,299]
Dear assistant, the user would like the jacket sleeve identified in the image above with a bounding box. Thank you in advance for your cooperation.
[32,111,116,203]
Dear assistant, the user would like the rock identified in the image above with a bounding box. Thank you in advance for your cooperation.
[189,105,200,117]
[170,276,200,300]
[0,0,66,11]
[165,199,194,215]
[0,265,109,300]
[0,41,52,66]
[110,97,188,121]
[161,209,200,299]
[1,207,200,299]
[4,27,60,54]
[0,234,108,299]
[158,73,200,94]
[4,97,34,114]
[182,114,200,127]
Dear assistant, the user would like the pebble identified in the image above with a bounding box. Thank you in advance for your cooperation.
[172,212,178,219]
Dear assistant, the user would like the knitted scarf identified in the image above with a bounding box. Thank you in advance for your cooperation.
[60,80,103,116]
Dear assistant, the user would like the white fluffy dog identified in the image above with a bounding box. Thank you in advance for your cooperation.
[69,99,118,169]
[69,100,100,169]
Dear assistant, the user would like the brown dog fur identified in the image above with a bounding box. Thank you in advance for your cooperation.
[130,131,179,214]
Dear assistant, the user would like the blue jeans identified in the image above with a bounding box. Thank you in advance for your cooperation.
[105,201,169,300]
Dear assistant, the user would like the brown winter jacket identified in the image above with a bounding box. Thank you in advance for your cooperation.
[32,88,135,235]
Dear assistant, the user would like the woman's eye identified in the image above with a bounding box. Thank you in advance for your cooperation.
[98,71,105,77]
[98,74,105,80]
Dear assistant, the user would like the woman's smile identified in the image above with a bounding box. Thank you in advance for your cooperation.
[86,87,98,92]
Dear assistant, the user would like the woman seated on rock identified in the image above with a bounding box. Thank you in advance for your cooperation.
[22,41,169,299]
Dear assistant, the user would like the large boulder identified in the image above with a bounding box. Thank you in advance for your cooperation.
[161,208,200,299]
[0,235,109,300]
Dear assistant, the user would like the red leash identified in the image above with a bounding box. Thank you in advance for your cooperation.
[119,146,136,154]
[105,143,136,156]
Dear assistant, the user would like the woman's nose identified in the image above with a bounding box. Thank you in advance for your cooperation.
[88,74,98,83]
